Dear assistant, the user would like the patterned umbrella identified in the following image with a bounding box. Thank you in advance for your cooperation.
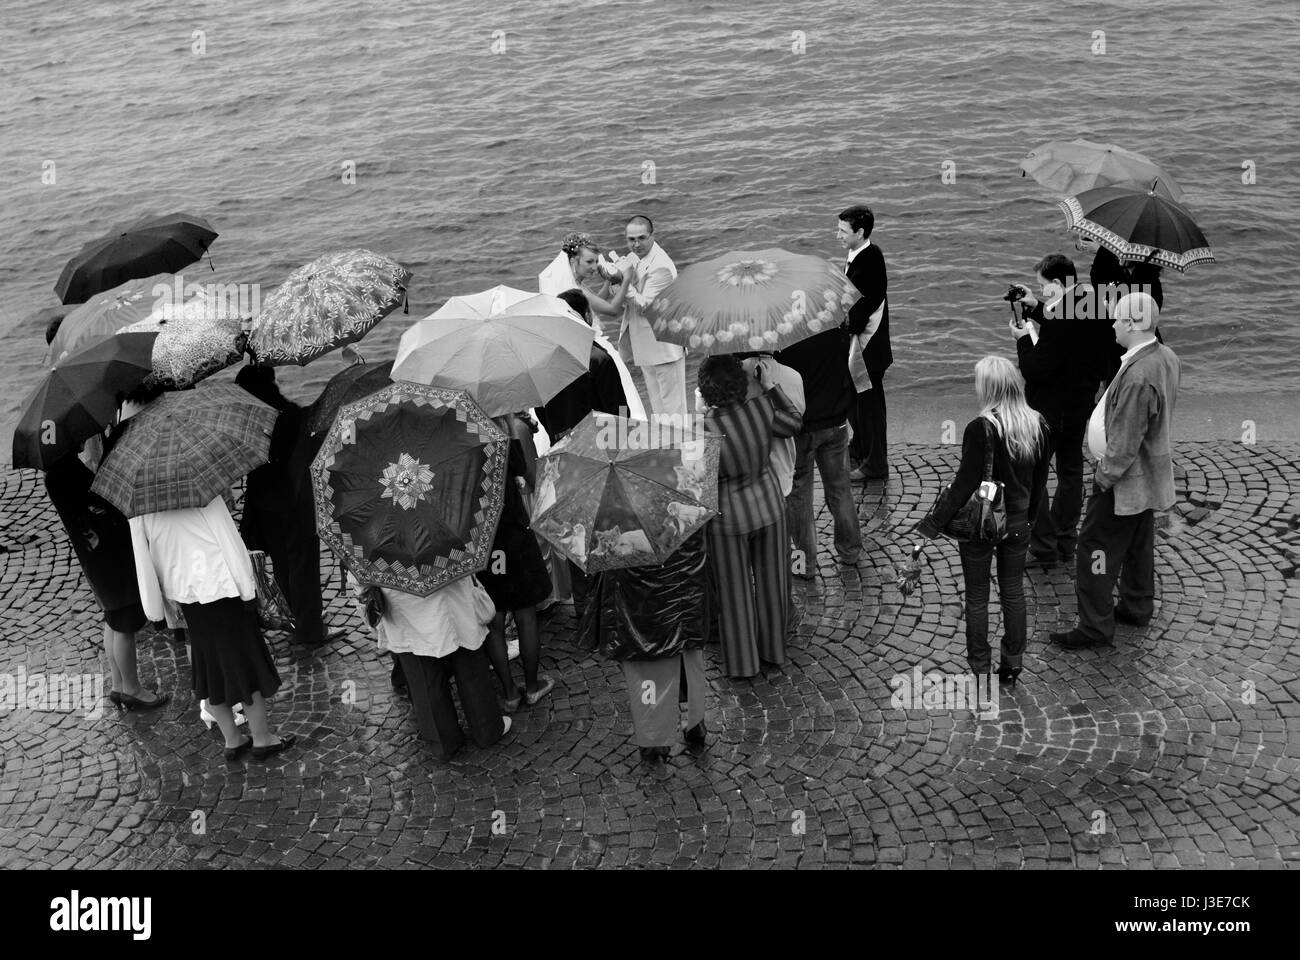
[1020,139,1185,202]
[90,383,276,517]
[54,212,217,305]
[122,292,249,389]
[531,411,721,573]
[47,274,171,364]
[311,381,509,597]
[305,359,395,436]
[246,249,411,366]
[644,248,861,355]
[12,332,158,471]
[1060,186,1215,273]
[392,285,593,417]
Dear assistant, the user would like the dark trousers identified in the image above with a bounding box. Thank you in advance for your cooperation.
[246,505,325,644]
[568,560,591,617]
[1030,410,1087,559]
[1074,487,1156,642]
[958,524,1030,672]
[396,648,504,760]
[849,368,888,475]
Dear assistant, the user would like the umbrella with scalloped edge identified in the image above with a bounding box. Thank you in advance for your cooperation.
[1060,186,1214,273]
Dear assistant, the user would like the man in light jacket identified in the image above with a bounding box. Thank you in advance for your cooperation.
[617,215,686,416]
[1051,293,1180,649]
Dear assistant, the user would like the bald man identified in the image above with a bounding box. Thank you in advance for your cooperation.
[1052,293,1180,649]
[616,215,687,417]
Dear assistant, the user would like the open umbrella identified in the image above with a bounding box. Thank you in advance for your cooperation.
[12,332,158,471]
[305,359,395,436]
[1020,139,1185,202]
[246,249,411,366]
[90,383,276,517]
[531,411,721,573]
[122,292,249,389]
[1060,186,1215,272]
[47,274,172,363]
[643,248,861,355]
[391,285,594,417]
[54,212,217,305]
[311,380,509,596]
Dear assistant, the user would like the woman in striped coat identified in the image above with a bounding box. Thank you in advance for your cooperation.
[699,355,802,678]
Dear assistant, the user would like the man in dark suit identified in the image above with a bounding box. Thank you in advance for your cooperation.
[839,205,892,481]
[1051,293,1180,649]
[1011,253,1098,565]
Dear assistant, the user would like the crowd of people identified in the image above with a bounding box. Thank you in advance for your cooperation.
[40,205,1181,766]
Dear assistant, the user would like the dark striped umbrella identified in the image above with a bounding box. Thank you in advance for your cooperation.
[54,213,217,305]
[90,383,276,518]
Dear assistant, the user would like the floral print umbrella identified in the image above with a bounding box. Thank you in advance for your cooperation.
[531,411,721,573]
[311,380,509,597]
[247,250,411,366]
[122,292,249,389]
[644,248,861,356]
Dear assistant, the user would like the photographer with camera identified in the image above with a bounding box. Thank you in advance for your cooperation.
[1007,253,1097,566]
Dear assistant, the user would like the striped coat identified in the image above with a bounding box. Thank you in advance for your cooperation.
[705,386,802,535]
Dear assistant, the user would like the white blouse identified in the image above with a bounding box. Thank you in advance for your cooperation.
[129,497,256,620]
[350,574,493,659]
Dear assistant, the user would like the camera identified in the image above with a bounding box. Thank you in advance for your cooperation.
[1002,284,1026,303]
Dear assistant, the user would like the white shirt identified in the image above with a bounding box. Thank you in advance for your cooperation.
[843,238,870,272]
[742,356,806,497]
[353,574,492,658]
[1087,337,1157,459]
[618,242,682,366]
[130,496,256,620]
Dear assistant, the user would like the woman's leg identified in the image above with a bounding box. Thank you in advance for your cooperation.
[709,527,760,678]
[399,651,464,759]
[482,612,514,698]
[451,648,506,748]
[242,691,284,748]
[515,606,542,693]
[996,527,1031,670]
[103,625,123,695]
[751,517,790,664]
[958,541,994,674]
[205,701,243,748]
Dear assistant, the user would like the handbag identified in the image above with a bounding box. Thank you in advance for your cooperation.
[926,418,1008,543]
[249,549,297,633]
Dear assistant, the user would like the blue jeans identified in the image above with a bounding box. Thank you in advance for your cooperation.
[957,524,1030,672]
[786,423,863,569]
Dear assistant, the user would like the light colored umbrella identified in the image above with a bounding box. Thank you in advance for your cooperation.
[90,383,276,518]
[121,291,249,389]
[392,285,594,417]
[1060,186,1215,272]
[246,249,411,366]
[47,274,172,364]
[643,248,860,355]
[1020,139,1185,202]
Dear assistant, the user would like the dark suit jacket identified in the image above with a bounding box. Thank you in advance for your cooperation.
[1016,285,1098,424]
[1096,340,1180,515]
[845,242,892,372]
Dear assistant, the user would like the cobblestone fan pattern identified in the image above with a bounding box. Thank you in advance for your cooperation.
[2,441,1298,869]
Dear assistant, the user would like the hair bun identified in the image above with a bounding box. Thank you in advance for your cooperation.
[561,232,595,256]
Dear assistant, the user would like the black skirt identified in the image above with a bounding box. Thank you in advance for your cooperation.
[477,521,553,612]
[181,597,281,706]
[104,602,148,634]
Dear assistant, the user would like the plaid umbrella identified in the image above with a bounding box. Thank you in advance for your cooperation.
[90,383,276,517]
[1020,139,1184,202]
[54,212,217,305]
[247,249,411,366]
[122,293,248,389]
[47,274,171,364]
[1060,186,1215,273]
[12,332,158,471]
[531,411,721,572]
[311,380,509,597]
[644,248,861,355]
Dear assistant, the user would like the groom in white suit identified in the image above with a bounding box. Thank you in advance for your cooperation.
[618,215,687,417]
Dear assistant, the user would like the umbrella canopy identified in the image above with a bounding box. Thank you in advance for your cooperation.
[311,381,509,597]
[1060,186,1215,273]
[643,248,861,355]
[392,286,594,417]
[531,411,721,573]
[90,383,276,517]
[54,212,217,305]
[47,274,172,363]
[1020,139,1185,202]
[305,359,395,436]
[246,249,411,366]
[12,332,158,471]
[122,293,249,389]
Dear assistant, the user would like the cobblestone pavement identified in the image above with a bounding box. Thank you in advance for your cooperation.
[2,441,1298,869]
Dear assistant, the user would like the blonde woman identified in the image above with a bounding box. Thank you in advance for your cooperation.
[915,356,1051,687]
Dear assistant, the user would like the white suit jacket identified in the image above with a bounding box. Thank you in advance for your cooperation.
[617,242,682,367]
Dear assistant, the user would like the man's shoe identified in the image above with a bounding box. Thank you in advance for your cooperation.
[848,466,868,482]
[1028,550,1058,567]
[1050,628,1108,650]
[684,720,707,747]
[1114,607,1151,628]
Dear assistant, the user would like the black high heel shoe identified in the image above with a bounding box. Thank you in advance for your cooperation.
[684,720,707,747]
[996,665,1023,689]
[117,690,171,711]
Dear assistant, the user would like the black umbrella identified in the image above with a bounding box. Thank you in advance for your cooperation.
[305,359,396,436]
[54,212,218,304]
[12,332,158,470]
